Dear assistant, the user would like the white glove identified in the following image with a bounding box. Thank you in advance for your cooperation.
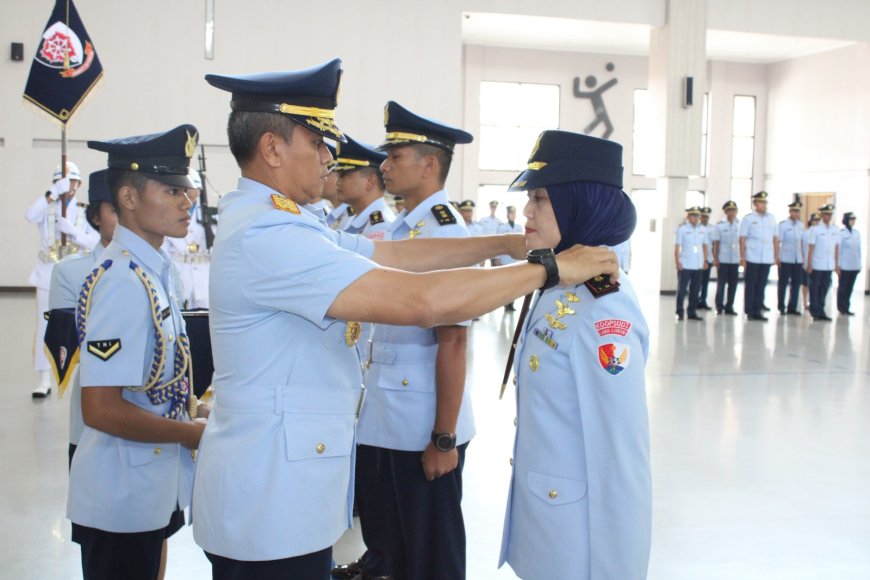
[48,177,71,201]
[56,216,78,238]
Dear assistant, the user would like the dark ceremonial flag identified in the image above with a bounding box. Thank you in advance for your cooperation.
[44,308,79,396]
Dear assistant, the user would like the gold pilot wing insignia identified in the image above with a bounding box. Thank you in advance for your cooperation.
[566,291,580,303]
[271,194,301,215]
[184,130,198,158]
[555,300,575,317]
[87,339,122,361]
[545,313,567,330]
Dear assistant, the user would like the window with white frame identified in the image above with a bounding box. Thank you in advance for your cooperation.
[478,82,560,171]
[730,95,756,201]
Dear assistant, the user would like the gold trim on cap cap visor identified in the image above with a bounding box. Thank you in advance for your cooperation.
[384,131,429,143]
[527,161,548,170]
[278,103,336,119]
[335,157,371,167]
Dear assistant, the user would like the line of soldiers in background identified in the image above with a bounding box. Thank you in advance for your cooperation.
[674,192,862,322]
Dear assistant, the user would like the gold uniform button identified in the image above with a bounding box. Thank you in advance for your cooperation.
[122,250,130,256]
[529,355,540,372]
[401,379,409,386]
[513,417,517,427]
[316,443,326,454]
[509,457,513,466]
[154,447,162,455]
[168,334,175,343]
[548,489,558,499]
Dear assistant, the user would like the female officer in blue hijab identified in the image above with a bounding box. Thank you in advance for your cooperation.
[837,212,861,315]
[498,130,651,580]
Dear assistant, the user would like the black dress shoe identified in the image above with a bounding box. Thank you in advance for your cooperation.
[761,305,771,311]
[749,314,768,321]
[786,309,801,315]
[724,309,738,316]
[778,308,786,315]
[687,314,703,321]
[840,311,855,316]
[676,313,684,321]
[332,561,362,579]
[716,308,723,315]
[697,304,711,310]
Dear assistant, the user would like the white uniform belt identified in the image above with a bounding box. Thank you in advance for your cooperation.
[369,342,438,365]
[216,385,362,415]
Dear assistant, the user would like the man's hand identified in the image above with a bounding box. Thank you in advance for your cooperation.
[555,245,619,286]
[196,402,211,419]
[676,260,683,272]
[182,420,206,450]
[507,234,527,260]
[48,177,70,201]
[421,443,458,481]
[740,258,747,268]
[56,216,77,237]
[806,265,813,274]
[702,261,709,271]
[714,259,720,269]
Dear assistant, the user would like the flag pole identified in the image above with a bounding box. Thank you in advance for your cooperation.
[59,0,71,247]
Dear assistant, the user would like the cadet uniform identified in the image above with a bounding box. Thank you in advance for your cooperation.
[69,126,201,579]
[500,130,651,580]
[496,209,524,264]
[356,101,474,580]
[479,201,503,235]
[333,135,395,240]
[712,201,740,314]
[807,205,839,320]
[837,212,861,315]
[674,208,707,320]
[193,60,381,578]
[777,201,805,314]
[328,202,355,231]
[162,170,213,309]
[740,191,778,319]
[26,162,98,396]
[698,207,714,309]
[458,200,484,236]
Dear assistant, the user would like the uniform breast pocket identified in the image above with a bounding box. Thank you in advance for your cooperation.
[283,415,354,462]
[526,471,588,506]
[377,362,436,393]
[126,440,179,467]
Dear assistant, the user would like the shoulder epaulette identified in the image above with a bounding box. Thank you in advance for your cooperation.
[584,275,620,299]
[369,211,384,225]
[271,194,300,215]
[431,204,457,225]
[347,206,355,216]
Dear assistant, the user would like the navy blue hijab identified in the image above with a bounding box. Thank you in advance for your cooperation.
[546,181,637,253]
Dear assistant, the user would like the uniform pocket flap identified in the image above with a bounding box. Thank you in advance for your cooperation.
[284,416,355,462]
[126,441,179,467]
[526,471,587,506]
[376,363,436,393]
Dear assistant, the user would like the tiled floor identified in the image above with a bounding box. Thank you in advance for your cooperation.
[1,282,868,579]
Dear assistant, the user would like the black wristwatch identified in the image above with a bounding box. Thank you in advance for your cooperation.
[431,431,457,452]
[527,249,560,290]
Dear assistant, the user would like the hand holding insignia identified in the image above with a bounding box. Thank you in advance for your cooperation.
[555,244,620,287]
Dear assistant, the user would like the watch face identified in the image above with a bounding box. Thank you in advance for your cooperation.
[435,434,456,451]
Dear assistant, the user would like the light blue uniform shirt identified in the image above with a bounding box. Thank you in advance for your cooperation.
[674,222,706,269]
[711,219,740,264]
[500,275,651,580]
[739,211,777,264]
[700,223,713,263]
[838,227,862,271]
[327,202,354,231]
[67,225,193,533]
[777,219,805,264]
[357,190,475,451]
[466,220,484,236]
[807,223,839,271]
[193,178,377,561]
[343,196,396,240]
[802,229,813,267]
[479,214,503,236]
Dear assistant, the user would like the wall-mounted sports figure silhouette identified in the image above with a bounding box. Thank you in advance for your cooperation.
[573,62,618,139]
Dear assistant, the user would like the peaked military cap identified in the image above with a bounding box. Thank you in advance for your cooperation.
[700,207,712,215]
[787,200,803,210]
[809,213,820,221]
[379,101,473,153]
[752,191,769,200]
[686,206,702,215]
[488,200,499,207]
[205,59,345,142]
[819,204,835,213]
[722,200,738,211]
[458,200,476,210]
[88,124,199,188]
[333,135,386,172]
[507,130,623,192]
[87,169,111,205]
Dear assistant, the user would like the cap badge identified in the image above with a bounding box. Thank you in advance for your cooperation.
[184,130,198,158]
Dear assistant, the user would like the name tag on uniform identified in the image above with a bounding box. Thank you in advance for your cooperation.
[161,307,171,321]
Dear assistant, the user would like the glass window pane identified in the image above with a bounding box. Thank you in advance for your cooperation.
[733,95,756,137]
[480,82,519,126]
[731,136,755,178]
[478,184,527,226]
[518,84,560,127]
[731,178,752,200]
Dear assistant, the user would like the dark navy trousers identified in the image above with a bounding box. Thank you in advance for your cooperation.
[809,270,833,317]
[715,263,739,311]
[744,262,771,316]
[777,262,803,312]
[676,269,702,316]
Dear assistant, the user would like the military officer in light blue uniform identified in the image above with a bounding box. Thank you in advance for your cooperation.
[837,212,861,315]
[500,130,650,580]
[458,200,484,236]
[674,207,708,320]
[801,213,820,311]
[777,200,805,315]
[333,135,394,240]
[712,200,740,315]
[68,125,207,580]
[740,191,779,320]
[46,170,118,467]
[193,60,620,579]
[806,204,839,320]
[697,207,714,310]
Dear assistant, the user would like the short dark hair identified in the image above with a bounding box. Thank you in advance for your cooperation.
[106,169,150,213]
[411,143,452,184]
[85,202,102,230]
[358,167,385,191]
[227,111,296,166]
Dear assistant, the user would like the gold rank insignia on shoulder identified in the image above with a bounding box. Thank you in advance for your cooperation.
[584,275,620,299]
[369,211,384,225]
[408,229,421,239]
[271,194,301,215]
[345,322,362,347]
[545,313,567,330]
[87,339,121,361]
[431,204,457,225]
[555,300,575,317]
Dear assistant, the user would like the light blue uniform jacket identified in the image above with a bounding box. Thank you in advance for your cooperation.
[838,227,862,271]
[739,211,777,264]
[711,219,740,264]
[192,178,377,561]
[500,275,651,580]
[675,223,706,269]
[357,190,475,451]
[807,223,839,270]
[67,225,193,533]
[777,219,805,264]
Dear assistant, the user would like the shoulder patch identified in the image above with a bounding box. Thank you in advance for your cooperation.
[87,338,122,361]
[271,194,300,215]
[347,205,356,216]
[585,275,620,299]
[369,211,384,225]
[431,204,457,225]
